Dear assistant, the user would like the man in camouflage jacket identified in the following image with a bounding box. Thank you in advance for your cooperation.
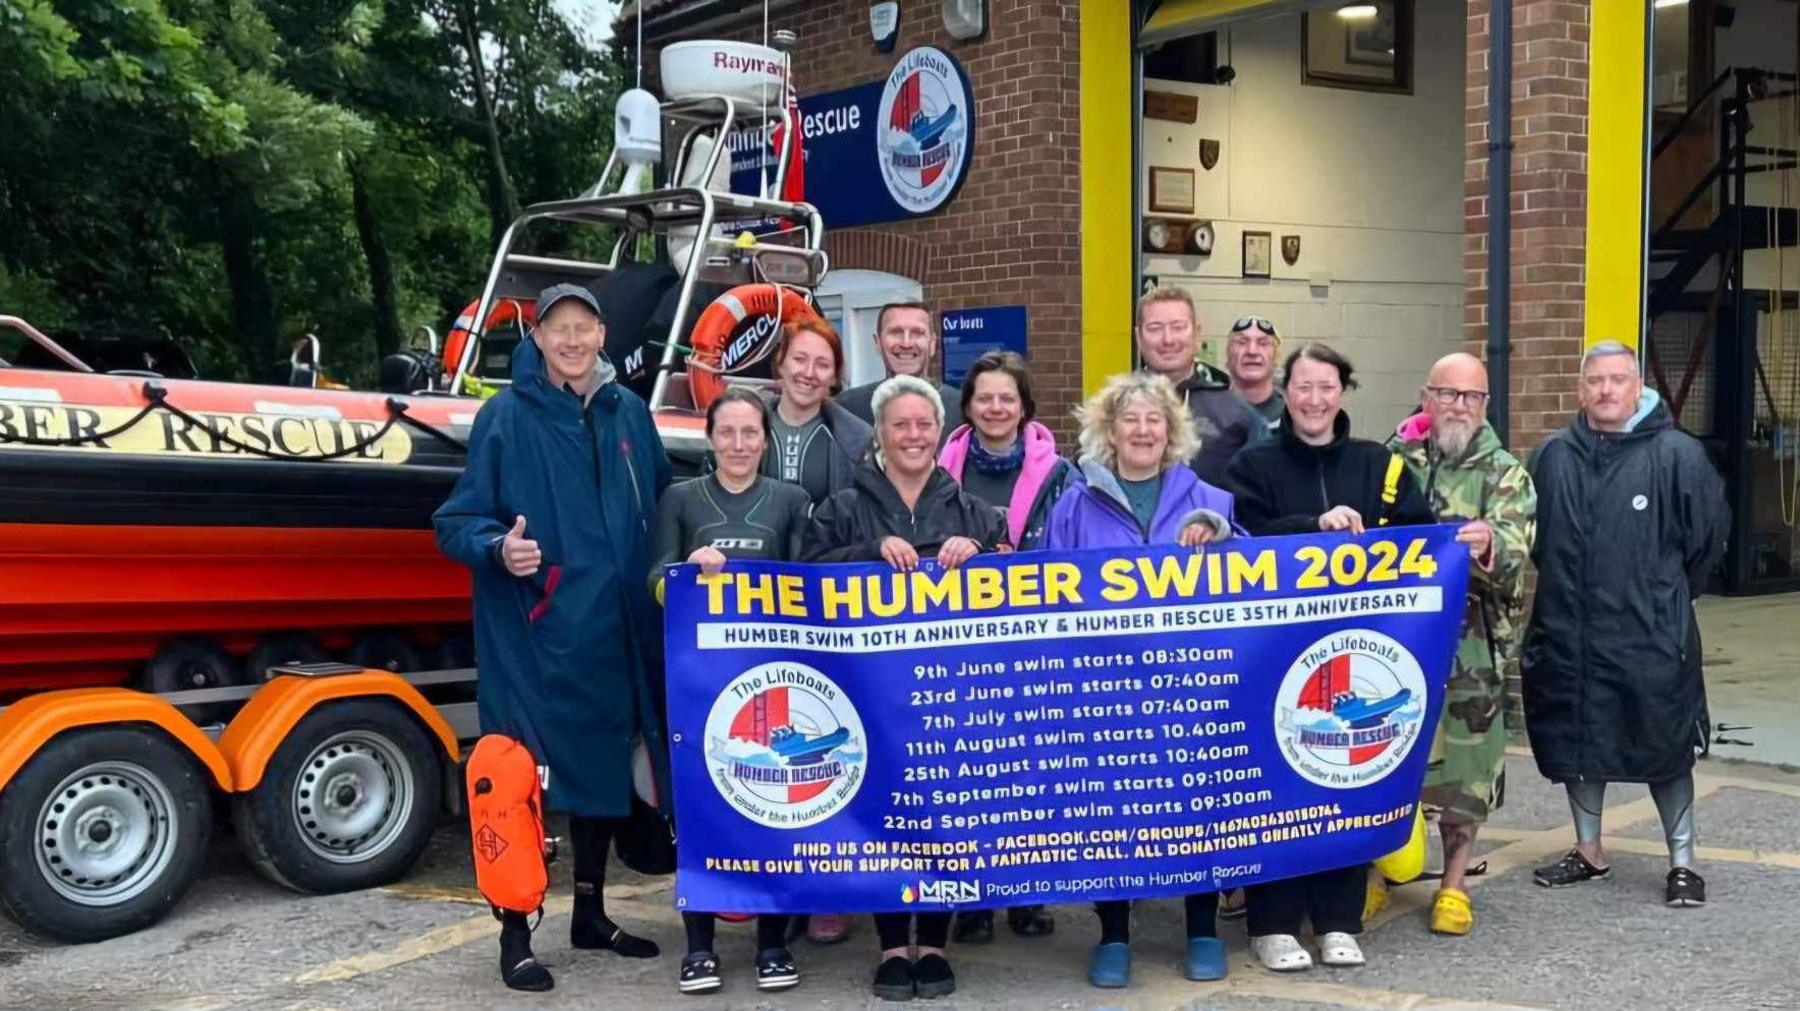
[1385,352,1536,937]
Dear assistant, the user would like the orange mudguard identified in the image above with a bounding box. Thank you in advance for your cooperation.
[466,734,552,915]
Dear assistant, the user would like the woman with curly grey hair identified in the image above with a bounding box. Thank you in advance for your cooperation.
[1043,370,1240,988]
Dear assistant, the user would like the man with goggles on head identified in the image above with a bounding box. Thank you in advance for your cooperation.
[1226,316,1283,432]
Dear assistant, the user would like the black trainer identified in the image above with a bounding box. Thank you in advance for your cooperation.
[678,952,722,994]
[913,953,956,1000]
[1533,849,1611,888]
[1666,867,1707,907]
[756,947,800,991]
[1006,904,1055,937]
[872,955,915,1002]
[952,910,995,944]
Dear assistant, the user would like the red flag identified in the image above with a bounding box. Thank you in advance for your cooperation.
[769,76,805,204]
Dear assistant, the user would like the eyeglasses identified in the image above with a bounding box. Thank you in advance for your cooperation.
[1232,316,1278,337]
[1426,386,1490,407]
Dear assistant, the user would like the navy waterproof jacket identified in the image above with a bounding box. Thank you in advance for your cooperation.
[433,338,672,817]
[1521,391,1729,784]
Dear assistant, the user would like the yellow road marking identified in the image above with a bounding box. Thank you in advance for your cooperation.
[1368,787,1718,930]
[1480,826,1800,871]
[946,944,1549,1010]
[292,881,671,985]
[299,766,1800,996]
[376,883,487,905]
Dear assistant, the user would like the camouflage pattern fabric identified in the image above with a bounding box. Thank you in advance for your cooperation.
[1387,418,1536,824]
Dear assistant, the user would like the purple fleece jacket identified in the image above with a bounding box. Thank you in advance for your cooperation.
[1043,459,1240,549]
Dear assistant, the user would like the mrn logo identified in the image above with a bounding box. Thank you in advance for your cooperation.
[915,880,979,904]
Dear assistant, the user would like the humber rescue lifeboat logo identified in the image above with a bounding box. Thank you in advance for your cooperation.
[1273,629,1426,788]
[875,46,972,215]
[705,661,866,829]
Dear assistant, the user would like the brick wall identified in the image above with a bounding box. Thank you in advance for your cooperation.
[1464,0,1590,456]
[654,1,1087,441]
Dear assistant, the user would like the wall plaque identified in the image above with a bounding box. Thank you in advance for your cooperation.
[1144,90,1198,124]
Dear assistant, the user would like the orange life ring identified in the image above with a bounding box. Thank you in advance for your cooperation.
[444,298,535,380]
[687,284,817,411]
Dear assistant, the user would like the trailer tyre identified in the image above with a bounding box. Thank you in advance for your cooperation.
[245,631,333,682]
[0,727,212,943]
[428,632,475,672]
[232,699,441,894]
[143,637,242,724]
[346,630,423,674]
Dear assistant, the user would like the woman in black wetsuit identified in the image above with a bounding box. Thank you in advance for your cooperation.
[650,386,812,996]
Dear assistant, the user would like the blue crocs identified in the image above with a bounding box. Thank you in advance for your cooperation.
[1088,942,1131,988]
[1183,937,1228,981]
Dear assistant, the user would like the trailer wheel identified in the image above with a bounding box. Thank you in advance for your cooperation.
[346,629,423,674]
[232,699,441,894]
[0,727,212,943]
[143,637,242,724]
[245,631,333,682]
[428,632,475,671]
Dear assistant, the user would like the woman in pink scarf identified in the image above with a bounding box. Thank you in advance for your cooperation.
[936,350,1072,944]
[937,350,1074,553]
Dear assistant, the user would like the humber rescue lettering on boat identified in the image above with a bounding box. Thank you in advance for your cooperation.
[0,399,415,464]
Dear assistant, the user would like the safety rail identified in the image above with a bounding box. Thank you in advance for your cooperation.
[0,315,96,372]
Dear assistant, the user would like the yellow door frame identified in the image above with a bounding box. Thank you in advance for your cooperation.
[1079,0,1135,394]
[1583,0,1652,350]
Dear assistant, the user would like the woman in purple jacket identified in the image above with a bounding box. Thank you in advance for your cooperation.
[1043,371,1237,989]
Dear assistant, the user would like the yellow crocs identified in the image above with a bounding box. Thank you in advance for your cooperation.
[1430,887,1473,936]
[1363,877,1390,922]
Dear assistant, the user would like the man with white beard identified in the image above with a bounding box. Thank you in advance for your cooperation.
[1382,352,1537,936]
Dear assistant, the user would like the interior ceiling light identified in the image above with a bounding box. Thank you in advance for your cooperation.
[1652,0,1689,8]
[1337,4,1379,19]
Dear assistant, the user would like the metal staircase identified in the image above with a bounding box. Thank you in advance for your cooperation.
[1647,67,1800,592]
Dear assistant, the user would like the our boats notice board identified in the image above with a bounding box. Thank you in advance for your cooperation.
[662,527,1467,913]
[940,306,1027,386]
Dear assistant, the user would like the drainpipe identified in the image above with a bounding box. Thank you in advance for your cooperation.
[1485,0,1513,443]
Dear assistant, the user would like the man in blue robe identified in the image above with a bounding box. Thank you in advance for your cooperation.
[436,284,672,991]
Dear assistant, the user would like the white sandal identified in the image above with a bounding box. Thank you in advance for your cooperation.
[1251,934,1313,972]
[1318,931,1365,967]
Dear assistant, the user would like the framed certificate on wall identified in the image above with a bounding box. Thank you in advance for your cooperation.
[1242,231,1273,278]
[1148,166,1196,214]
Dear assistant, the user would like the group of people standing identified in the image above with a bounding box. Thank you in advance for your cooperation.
[433,279,1728,999]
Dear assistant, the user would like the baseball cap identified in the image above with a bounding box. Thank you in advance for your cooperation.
[535,283,605,323]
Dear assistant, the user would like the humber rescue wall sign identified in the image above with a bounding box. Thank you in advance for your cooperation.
[730,46,976,226]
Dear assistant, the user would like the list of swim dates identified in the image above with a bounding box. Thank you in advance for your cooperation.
[736,644,1398,895]
[694,539,1442,890]
[890,643,1268,835]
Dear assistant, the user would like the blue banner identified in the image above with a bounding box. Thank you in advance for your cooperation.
[664,527,1468,914]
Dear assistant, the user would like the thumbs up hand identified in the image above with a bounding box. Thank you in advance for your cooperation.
[501,515,541,577]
